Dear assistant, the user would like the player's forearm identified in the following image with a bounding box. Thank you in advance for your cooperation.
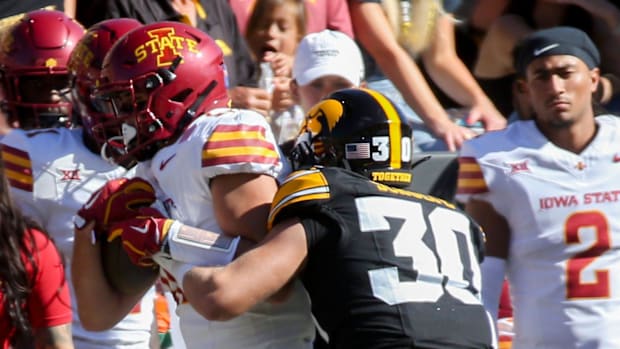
[183,219,307,321]
[71,225,147,330]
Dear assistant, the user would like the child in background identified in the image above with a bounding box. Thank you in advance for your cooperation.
[245,0,306,144]
[277,29,365,156]
[291,29,365,111]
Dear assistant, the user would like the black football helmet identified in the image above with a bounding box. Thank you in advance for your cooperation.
[290,88,415,188]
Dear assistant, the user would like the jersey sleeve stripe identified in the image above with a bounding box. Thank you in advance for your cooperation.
[268,188,330,229]
[456,157,488,194]
[1,145,34,192]
[203,123,280,167]
[204,138,276,151]
[1,144,31,167]
[202,147,280,167]
[268,170,330,229]
[209,130,268,142]
[212,124,265,134]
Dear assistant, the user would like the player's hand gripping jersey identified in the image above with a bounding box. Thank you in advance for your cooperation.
[457,115,620,349]
[269,166,494,349]
[134,108,314,349]
[0,127,155,348]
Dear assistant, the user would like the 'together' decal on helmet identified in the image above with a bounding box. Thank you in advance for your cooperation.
[134,27,199,67]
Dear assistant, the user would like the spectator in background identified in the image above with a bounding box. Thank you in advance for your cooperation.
[291,30,364,112]
[0,156,73,348]
[75,0,274,116]
[474,0,620,117]
[349,0,505,152]
[264,28,365,154]
[245,0,306,143]
[458,27,620,348]
[229,0,353,38]
[0,0,75,18]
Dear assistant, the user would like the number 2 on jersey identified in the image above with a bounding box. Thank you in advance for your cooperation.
[565,211,610,299]
[356,196,482,305]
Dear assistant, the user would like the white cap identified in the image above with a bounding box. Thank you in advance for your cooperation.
[293,30,364,86]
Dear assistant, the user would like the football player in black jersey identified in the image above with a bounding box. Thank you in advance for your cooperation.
[110,88,496,348]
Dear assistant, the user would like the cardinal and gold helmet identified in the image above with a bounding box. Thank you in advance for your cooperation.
[0,10,85,129]
[91,21,229,164]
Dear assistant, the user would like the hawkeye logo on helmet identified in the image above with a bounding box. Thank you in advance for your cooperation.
[135,27,199,67]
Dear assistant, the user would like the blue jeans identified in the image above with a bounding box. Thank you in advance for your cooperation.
[367,79,448,151]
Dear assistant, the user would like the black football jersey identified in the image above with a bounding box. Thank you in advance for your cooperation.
[269,167,493,349]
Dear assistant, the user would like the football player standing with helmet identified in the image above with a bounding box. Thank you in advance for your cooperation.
[0,9,84,130]
[84,88,495,348]
[72,21,314,348]
[0,16,159,349]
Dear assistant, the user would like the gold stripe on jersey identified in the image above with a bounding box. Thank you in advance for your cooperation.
[1,144,34,192]
[203,145,278,159]
[208,130,266,142]
[202,124,280,167]
[457,156,488,194]
[365,89,402,169]
[268,169,330,229]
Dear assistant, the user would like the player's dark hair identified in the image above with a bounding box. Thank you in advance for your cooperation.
[0,154,46,347]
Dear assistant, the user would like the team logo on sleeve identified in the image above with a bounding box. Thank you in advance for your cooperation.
[58,169,81,181]
[507,160,530,174]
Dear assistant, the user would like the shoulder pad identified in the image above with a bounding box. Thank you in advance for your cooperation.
[268,168,330,229]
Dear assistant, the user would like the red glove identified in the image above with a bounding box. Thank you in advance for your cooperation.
[108,207,178,267]
[75,177,156,238]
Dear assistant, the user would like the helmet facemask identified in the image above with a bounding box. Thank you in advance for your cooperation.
[1,67,73,129]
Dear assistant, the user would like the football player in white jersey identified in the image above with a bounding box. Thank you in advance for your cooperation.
[0,16,159,349]
[72,21,314,349]
[457,26,620,349]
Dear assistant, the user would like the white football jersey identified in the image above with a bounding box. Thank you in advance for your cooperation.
[0,128,155,349]
[135,108,314,349]
[457,115,620,349]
